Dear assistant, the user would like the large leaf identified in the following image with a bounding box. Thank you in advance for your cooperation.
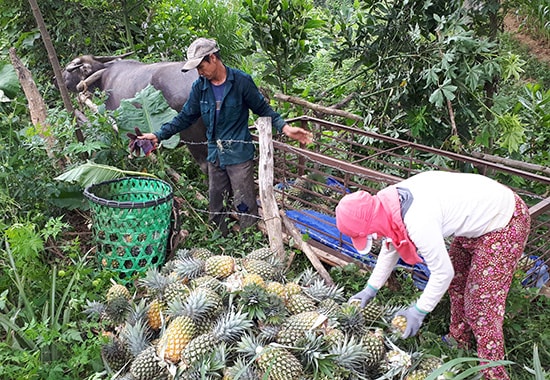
[115,85,180,149]
[0,62,20,100]
[54,161,156,188]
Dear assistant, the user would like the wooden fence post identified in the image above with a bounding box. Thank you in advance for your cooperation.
[256,117,285,260]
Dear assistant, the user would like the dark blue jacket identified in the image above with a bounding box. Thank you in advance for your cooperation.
[155,66,286,167]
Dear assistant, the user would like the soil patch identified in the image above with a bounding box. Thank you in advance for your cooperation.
[503,13,550,65]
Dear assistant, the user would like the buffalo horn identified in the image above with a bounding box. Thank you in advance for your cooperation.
[92,51,134,63]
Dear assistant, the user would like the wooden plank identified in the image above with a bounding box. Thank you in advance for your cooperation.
[256,117,285,260]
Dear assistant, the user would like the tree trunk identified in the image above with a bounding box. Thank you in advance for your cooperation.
[27,0,85,143]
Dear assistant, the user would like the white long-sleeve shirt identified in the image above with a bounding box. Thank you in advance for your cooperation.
[367,171,516,312]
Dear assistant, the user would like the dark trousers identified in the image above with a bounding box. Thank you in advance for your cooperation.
[208,159,258,235]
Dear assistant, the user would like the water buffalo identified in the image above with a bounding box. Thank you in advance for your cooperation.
[61,53,208,174]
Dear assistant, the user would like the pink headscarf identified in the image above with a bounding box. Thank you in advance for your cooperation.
[335,187,422,265]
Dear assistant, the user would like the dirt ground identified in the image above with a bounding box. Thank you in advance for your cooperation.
[503,13,550,65]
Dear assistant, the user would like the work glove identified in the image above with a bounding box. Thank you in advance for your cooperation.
[348,285,377,308]
[127,127,155,157]
[396,305,428,339]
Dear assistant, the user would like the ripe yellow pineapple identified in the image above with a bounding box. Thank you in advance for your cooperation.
[265,281,286,298]
[392,315,407,334]
[156,315,196,363]
[276,311,327,345]
[284,282,302,298]
[146,298,165,331]
[205,255,236,279]
[242,273,266,288]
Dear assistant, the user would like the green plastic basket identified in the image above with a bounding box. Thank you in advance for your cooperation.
[84,177,173,284]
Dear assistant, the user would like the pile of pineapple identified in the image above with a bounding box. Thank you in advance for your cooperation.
[86,246,444,380]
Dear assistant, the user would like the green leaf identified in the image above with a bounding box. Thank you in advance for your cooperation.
[0,62,20,99]
[54,161,156,188]
[115,85,180,149]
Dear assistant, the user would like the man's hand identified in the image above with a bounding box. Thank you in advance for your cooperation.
[396,305,428,338]
[127,127,156,156]
[348,285,377,308]
[282,124,313,145]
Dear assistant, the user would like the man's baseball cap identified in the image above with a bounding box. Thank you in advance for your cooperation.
[181,38,220,72]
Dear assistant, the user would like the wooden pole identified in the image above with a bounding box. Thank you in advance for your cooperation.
[256,117,285,260]
[280,211,334,286]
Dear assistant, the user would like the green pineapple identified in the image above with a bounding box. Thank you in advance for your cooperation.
[101,335,131,372]
[316,298,341,319]
[189,247,214,261]
[362,328,386,367]
[276,311,327,345]
[205,255,236,278]
[361,301,385,323]
[190,275,222,290]
[129,345,166,380]
[246,247,274,261]
[180,309,252,368]
[285,293,317,315]
[163,280,190,304]
[284,282,302,299]
[256,344,304,380]
[418,355,443,373]
[242,258,276,280]
[265,281,286,298]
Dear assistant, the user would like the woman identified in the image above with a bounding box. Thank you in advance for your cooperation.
[335,170,530,379]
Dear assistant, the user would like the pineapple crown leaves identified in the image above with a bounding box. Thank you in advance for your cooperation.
[126,298,149,326]
[83,299,107,320]
[224,356,260,380]
[294,331,339,378]
[303,278,346,303]
[173,256,206,281]
[328,335,370,372]
[138,267,171,296]
[211,308,254,343]
[105,296,131,326]
[236,333,267,360]
[236,283,273,321]
[120,318,153,357]
[167,287,222,322]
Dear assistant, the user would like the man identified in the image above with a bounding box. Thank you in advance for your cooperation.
[335,171,530,380]
[140,37,312,235]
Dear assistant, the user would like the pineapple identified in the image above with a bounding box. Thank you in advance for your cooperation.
[101,335,131,372]
[237,283,273,321]
[265,281,286,298]
[256,344,303,380]
[156,315,196,363]
[322,327,345,347]
[406,369,430,380]
[120,319,153,359]
[284,282,302,298]
[362,301,385,323]
[106,282,131,302]
[246,247,274,261]
[392,315,407,335]
[166,287,223,332]
[190,275,222,290]
[189,247,214,261]
[362,329,386,367]
[104,296,130,326]
[129,345,166,380]
[316,298,341,319]
[163,280,190,304]
[146,298,165,331]
[327,335,369,373]
[242,258,276,280]
[276,311,327,345]
[242,273,266,288]
[205,255,236,279]
[180,309,252,368]
[285,293,316,315]
[302,278,345,303]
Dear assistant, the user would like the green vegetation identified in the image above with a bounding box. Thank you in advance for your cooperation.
[0,0,548,378]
